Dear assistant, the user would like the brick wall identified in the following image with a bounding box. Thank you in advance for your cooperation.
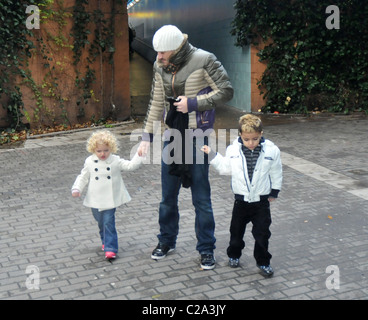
[0,0,131,129]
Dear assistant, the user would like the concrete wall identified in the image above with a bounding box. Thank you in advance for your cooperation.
[128,0,258,112]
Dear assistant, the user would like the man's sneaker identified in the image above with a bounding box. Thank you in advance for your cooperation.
[200,254,216,270]
[229,258,240,268]
[151,243,174,260]
[257,264,274,277]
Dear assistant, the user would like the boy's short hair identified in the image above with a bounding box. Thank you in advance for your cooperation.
[238,114,263,134]
[86,130,119,153]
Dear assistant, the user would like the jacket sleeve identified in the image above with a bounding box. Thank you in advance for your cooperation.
[119,153,143,171]
[269,147,283,191]
[71,159,90,193]
[209,147,233,176]
[142,64,166,141]
[189,53,234,112]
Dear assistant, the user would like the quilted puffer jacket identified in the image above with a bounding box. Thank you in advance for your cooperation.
[142,35,234,140]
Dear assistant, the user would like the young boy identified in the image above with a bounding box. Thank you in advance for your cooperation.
[201,114,282,277]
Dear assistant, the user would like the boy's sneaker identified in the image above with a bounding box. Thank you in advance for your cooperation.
[200,254,216,270]
[229,258,240,268]
[151,243,174,260]
[257,264,274,277]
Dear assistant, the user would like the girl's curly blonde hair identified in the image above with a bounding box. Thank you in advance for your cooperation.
[86,130,119,153]
[238,114,263,134]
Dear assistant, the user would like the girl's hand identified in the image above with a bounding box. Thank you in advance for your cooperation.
[72,190,80,198]
[201,145,211,154]
[138,140,150,157]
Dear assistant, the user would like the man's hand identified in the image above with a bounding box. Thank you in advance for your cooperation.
[137,140,150,157]
[175,96,188,113]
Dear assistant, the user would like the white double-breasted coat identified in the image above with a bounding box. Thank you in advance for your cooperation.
[72,153,142,210]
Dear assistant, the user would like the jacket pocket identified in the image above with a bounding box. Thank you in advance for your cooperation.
[260,158,273,174]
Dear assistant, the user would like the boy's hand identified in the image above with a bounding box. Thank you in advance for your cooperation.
[201,145,211,154]
[268,197,276,202]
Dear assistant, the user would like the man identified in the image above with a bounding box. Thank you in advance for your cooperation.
[138,25,233,270]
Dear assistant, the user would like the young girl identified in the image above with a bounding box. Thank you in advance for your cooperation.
[72,130,143,259]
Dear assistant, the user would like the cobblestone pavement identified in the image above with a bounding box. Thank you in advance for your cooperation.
[1,113,368,304]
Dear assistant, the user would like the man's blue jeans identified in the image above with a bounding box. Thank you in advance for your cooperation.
[92,208,118,253]
[158,138,216,254]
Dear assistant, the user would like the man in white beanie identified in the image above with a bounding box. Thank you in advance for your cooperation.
[138,25,233,270]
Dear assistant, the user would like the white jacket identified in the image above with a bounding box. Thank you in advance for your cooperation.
[72,153,142,210]
[210,138,282,203]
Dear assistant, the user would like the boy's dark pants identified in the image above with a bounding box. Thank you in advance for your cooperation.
[227,198,272,265]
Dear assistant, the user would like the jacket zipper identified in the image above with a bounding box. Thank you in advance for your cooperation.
[171,73,177,97]
[239,148,250,192]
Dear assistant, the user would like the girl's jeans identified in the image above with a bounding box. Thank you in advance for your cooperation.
[91,208,118,253]
[227,198,272,265]
[158,138,216,254]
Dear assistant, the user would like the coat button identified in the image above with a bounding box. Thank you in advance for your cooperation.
[95,168,98,172]
[107,176,111,179]
[95,177,99,180]
[107,167,110,171]
[94,160,98,163]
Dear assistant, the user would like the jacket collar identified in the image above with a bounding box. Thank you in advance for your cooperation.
[236,136,266,151]
[157,34,195,73]
[91,154,114,164]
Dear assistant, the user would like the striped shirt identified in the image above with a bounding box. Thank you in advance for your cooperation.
[239,137,263,182]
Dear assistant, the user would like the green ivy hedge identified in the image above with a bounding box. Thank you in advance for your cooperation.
[231,0,368,114]
[0,0,35,129]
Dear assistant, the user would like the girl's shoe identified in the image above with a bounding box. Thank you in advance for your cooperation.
[105,251,116,259]
[102,245,104,251]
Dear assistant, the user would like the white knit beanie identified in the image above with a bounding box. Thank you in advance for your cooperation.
[152,25,184,52]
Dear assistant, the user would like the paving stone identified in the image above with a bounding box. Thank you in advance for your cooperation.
[1,114,368,303]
